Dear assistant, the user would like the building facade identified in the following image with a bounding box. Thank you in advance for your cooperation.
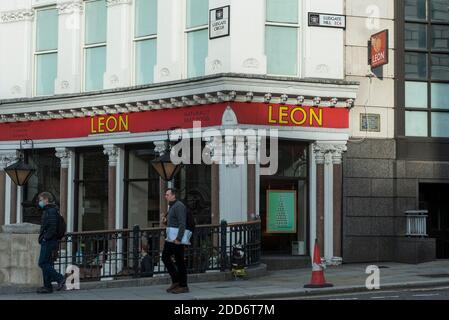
[1,0,446,264]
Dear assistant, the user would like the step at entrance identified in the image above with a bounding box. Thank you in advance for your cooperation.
[261,255,311,271]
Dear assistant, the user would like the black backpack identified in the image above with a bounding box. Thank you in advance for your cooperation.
[56,211,67,240]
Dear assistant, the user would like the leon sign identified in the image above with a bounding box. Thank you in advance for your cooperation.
[369,29,389,69]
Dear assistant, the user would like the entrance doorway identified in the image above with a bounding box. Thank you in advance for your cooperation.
[259,140,308,256]
[419,183,449,258]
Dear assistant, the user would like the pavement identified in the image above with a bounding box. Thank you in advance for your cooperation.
[1,260,449,300]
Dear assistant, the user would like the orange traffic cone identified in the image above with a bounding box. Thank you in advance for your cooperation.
[304,239,333,288]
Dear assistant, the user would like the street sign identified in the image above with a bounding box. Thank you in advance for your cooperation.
[209,6,230,39]
[369,29,389,69]
[308,12,346,29]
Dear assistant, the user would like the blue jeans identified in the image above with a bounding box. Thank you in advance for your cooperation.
[38,240,64,289]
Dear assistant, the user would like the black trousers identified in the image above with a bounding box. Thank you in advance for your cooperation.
[162,241,187,287]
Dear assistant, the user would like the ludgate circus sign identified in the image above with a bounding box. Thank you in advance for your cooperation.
[0,102,349,141]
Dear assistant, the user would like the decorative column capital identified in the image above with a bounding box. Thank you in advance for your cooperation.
[57,0,84,15]
[154,141,168,156]
[55,148,73,168]
[103,145,119,167]
[331,144,347,165]
[313,143,326,165]
[0,151,19,170]
[245,135,259,164]
[313,142,347,165]
[0,9,34,23]
[106,0,132,7]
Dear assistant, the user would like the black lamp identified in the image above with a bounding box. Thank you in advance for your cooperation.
[4,140,35,186]
[151,151,182,182]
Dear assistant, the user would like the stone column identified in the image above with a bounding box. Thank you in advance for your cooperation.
[103,145,118,230]
[154,141,168,250]
[0,154,11,226]
[313,144,325,255]
[246,135,258,221]
[104,0,132,89]
[55,0,83,94]
[55,148,72,223]
[8,152,19,225]
[331,145,347,263]
[205,136,221,225]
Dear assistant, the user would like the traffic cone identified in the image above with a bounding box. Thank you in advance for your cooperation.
[304,239,333,288]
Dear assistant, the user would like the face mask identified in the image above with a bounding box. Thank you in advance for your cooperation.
[38,200,45,209]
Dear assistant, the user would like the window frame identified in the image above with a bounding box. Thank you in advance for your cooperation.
[33,5,58,97]
[82,0,107,92]
[264,0,302,77]
[184,0,209,78]
[133,0,158,86]
[398,0,449,139]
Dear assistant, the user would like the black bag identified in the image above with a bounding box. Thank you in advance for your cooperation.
[56,212,67,240]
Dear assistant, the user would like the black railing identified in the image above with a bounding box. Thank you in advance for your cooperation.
[54,220,261,282]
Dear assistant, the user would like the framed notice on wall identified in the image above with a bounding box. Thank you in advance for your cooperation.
[266,190,297,233]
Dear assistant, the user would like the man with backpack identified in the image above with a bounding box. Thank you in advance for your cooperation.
[36,192,65,293]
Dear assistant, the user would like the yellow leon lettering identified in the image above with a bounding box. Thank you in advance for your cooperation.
[268,105,277,124]
[91,117,97,133]
[119,114,129,131]
[106,116,118,132]
[278,106,289,124]
[90,114,130,134]
[310,108,323,127]
[290,107,307,125]
[98,116,105,133]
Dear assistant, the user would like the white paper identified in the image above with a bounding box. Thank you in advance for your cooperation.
[166,227,192,245]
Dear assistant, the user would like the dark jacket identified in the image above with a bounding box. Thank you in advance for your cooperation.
[38,204,60,244]
[167,200,187,241]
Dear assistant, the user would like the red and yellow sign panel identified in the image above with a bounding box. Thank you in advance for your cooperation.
[369,29,389,69]
[0,102,349,141]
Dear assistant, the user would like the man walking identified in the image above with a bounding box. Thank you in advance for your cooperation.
[162,188,189,294]
[37,192,65,293]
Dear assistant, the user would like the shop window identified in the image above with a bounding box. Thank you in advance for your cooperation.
[84,0,107,91]
[402,0,449,138]
[35,7,58,96]
[175,164,211,225]
[185,0,208,78]
[75,149,108,231]
[134,0,157,85]
[23,149,60,224]
[125,145,160,228]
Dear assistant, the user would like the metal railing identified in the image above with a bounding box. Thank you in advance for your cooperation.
[54,220,261,282]
[405,210,428,237]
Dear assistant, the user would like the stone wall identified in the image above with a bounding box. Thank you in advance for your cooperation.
[343,139,398,262]
[0,224,42,286]
[343,138,448,263]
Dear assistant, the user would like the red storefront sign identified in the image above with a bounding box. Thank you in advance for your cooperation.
[0,102,349,141]
[369,29,389,69]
